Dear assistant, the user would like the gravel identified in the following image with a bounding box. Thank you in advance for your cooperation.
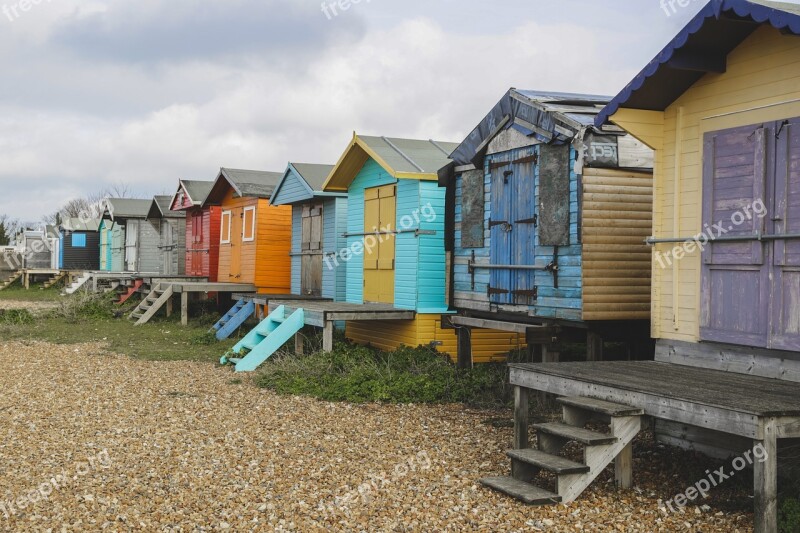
[0,300,58,312]
[0,340,754,532]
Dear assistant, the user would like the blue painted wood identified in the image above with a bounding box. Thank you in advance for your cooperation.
[291,207,302,295]
[223,306,306,372]
[417,181,448,312]
[214,300,255,340]
[271,166,315,205]
[322,197,348,301]
[395,179,420,310]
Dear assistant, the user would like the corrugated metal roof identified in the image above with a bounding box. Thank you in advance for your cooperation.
[150,195,186,219]
[221,168,283,198]
[450,89,611,167]
[290,163,335,191]
[105,198,152,219]
[596,0,800,125]
[61,218,101,232]
[181,180,214,205]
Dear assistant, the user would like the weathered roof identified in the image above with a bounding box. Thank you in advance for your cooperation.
[60,217,101,232]
[291,163,335,191]
[270,163,342,206]
[182,180,215,205]
[324,134,459,191]
[104,198,152,220]
[451,89,612,167]
[149,195,186,219]
[596,0,800,125]
[203,167,284,205]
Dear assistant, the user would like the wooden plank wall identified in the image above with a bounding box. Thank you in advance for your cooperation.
[254,198,292,294]
[322,196,348,301]
[581,167,653,321]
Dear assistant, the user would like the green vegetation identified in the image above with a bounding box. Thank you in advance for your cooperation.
[0,283,63,301]
[780,498,800,533]
[0,285,239,362]
[256,339,522,408]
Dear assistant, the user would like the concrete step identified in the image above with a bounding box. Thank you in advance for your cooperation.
[479,476,561,505]
[557,397,644,417]
[534,423,617,446]
[507,449,589,475]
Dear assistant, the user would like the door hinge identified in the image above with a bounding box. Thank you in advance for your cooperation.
[512,287,539,301]
[515,215,538,227]
[487,286,509,296]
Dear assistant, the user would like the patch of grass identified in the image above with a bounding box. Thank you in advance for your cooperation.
[256,340,515,408]
[0,308,35,325]
[0,283,62,302]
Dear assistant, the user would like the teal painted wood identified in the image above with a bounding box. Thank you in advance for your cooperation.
[99,220,113,271]
[110,223,125,272]
[214,299,255,340]
[344,158,396,305]
[223,306,306,372]
[290,207,302,295]
[322,196,348,301]
[394,179,420,310]
[272,166,315,205]
[417,180,448,313]
[452,145,583,321]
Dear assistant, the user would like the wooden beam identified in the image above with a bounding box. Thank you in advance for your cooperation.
[181,292,189,326]
[457,327,472,369]
[587,332,604,362]
[322,321,334,353]
[615,443,633,489]
[295,332,304,356]
[514,386,529,450]
[753,418,778,533]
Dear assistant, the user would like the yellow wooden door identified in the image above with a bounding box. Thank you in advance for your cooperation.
[363,184,396,303]
[230,207,243,280]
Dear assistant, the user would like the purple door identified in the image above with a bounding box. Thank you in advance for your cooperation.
[771,118,800,351]
[701,119,800,351]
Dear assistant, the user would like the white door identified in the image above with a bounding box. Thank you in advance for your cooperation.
[125,220,139,272]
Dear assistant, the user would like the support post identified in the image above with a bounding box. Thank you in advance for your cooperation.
[456,326,472,369]
[323,321,334,353]
[539,345,560,404]
[165,296,174,318]
[587,331,603,362]
[24,271,29,290]
[615,442,633,489]
[754,418,778,533]
[295,332,304,356]
[527,343,543,363]
[181,292,189,326]
[513,386,529,450]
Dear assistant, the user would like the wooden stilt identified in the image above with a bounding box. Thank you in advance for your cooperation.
[322,321,334,353]
[754,418,778,533]
[539,345,560,404]
[615,442,633,489]
[181,292,189,326]
[457,326,472,369]
[514,386,529,450]
[295,332,304,356]
[527,343,543,363]
[165,296,174,318]
[587,331,603,362]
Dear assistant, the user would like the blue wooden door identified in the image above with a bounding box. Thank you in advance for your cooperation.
[510,149,538,305]
[700,124,770,347]
[489,155,513,304]
[772,118,800,351]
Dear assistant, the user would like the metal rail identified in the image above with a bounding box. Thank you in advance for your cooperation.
[646,233,800,245]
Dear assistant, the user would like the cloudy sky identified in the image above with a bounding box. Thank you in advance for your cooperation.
[0,0,716,222]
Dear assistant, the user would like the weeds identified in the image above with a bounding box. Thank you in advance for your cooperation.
[0,309,34,325]
[49,291,116,322]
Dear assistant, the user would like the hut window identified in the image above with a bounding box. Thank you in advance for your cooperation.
[221,211,232,244]
[242,206,256,242]
[460,169,485,248]
[71,234,87,248]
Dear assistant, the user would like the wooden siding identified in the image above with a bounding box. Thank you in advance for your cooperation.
[110,223,125,272]
[185,206,221,281]
[612,26,800,342]
[453,145,583,321]
[62,231,100,270]
[137,220,161,274]
[346,314,524,364]
[158,218,186,276]
[290,206,302,294]
[272,169,313,205]
[581,168,653,321]
[322,196,348,301]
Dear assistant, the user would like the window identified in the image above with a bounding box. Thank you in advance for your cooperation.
[221,211,232,244]
[71,234,87,248]
[242,206,256,242]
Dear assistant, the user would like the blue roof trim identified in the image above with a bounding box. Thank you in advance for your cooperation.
[596,0,800,126]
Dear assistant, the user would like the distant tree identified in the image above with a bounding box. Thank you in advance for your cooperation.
[0,215,10,246]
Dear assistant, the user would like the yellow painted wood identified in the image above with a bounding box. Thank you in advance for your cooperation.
[363,184,396,304]
[345,314,523,364]
[581,168,653,321]
[613,26,800,342]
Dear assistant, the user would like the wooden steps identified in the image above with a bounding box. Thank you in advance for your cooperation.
[117,279,144,305]
[480,396,642,506]
[0,270,23,291]
[64,272,92,295]
[211,299,256,340]
[42,272,66,290]
[129,283,174,326]
[220,305,305,372]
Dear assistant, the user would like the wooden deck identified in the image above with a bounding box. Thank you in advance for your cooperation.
[268,300,415,352]
[510,360,799,532]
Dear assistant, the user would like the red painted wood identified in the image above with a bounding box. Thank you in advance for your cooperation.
[184,206,221,281]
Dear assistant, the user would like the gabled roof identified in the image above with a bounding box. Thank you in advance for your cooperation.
[170,179,214,211]
[60,217,102,232]
[596,0,800,126]
[324,133,459,191]
[103,198,152,221]
[149,195,186,219]
[270,163,342,206]
[450,88,612,167]
[203,167,284,205]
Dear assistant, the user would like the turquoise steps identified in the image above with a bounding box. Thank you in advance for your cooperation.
[220,306,305,373]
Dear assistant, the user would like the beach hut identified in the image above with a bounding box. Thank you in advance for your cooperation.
[98,219,114,272]
[58,217,101,271]
[148,196,187,277]
[202,168,291,292]
[169,180,220,280]
[489,3,800,530]
[270,163,346,299]
[439,89,654,365]
[102,199,160,273]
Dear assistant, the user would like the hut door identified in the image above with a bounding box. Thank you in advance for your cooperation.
[100,225,108,270]
[363,185,396,304]
[230,208,243,279]
[161,220,174,275]
[301,203,324,297]
[771,118,800,351]
[489,157,513,304]
[190,213,203,276]
[125,220,139,272]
